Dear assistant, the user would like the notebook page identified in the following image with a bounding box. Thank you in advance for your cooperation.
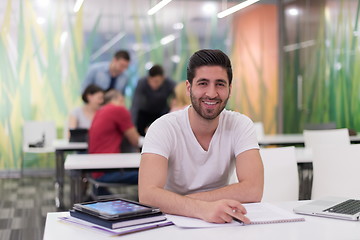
[167,202,304,228]
[166,214,241,228]
[243,202,305,224]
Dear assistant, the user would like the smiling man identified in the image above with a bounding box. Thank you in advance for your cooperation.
[139,49,264,224]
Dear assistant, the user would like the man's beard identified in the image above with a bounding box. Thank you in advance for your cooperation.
[190,89,229,120]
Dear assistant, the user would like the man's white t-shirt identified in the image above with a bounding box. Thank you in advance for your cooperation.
[142,106,259,195]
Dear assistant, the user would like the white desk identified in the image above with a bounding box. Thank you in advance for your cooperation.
[54,139,88,151]
[64,150,311,205]
[43,201,360,240]
[65,153,141,206]
[259,133,360,146]
[64,153,140,169]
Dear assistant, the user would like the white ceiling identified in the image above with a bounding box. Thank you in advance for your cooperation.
[0,0,278,35]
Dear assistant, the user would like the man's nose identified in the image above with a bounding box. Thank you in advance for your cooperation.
[205,84,218,98]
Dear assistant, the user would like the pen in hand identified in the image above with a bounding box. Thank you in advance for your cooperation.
[232,217,244,225]
[231,207,249,225]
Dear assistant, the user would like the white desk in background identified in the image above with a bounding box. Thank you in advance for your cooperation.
[64,153,141,206]
[53,139,88,210]
[43,200,360,240]
[64,150,311,206]
[259,133,360,146]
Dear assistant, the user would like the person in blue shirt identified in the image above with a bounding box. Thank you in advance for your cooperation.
[82,50,130,94]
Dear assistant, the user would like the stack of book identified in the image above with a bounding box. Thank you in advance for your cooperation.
[69,208,167,229]
[65,198,172,234]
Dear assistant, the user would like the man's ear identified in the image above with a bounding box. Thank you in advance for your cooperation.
[185,80,191,97]
[229,83,232,96]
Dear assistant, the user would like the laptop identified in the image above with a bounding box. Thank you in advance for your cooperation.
[293,196,360,221]
[69,128,88,143]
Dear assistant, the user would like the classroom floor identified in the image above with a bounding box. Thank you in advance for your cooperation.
[0,176,58,240]
[0,174,139,240]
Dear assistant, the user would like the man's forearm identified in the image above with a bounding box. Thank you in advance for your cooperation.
[139,186,203,218]
[186,181,263,203]
[139,185,252,224]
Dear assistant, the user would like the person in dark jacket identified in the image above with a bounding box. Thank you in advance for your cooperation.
[131,65,176,136]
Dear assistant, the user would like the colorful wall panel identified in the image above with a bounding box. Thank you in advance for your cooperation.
[229,4,279,134]
[282,0,360,133]
[0,0,235,171]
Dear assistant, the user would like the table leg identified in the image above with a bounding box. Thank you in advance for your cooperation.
[55,150,65,209]
[69,170,84,206]
[298,163,313,200]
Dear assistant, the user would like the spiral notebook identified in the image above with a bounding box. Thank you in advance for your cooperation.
[243,202,305,225]
[166,202,304,228]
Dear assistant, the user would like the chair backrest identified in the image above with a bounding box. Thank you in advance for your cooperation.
[303,128,350,148]
[229,147,299,202]
[253,122,265,141]
[260,147,299,202]
[311,144,360,200]
[23,121,56,148]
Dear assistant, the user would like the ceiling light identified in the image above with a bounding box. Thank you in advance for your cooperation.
[171,55,180,63]
[160,34,175,45]
[217,0,260,19]
[90,32,125,61]
[173,22,184,30]
[73,0,84,13]
[202,2,217,16]
[148,0,173,16]
[288,8,299,16]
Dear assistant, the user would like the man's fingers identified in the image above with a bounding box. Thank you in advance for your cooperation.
[227,201,247,214]
[220,213,233,223]
[225,206,251,224]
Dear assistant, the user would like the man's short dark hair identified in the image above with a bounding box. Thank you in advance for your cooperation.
[114,50,130,61]
[187,49,233,85]
[148,64,164,77]
[82,84,103,103]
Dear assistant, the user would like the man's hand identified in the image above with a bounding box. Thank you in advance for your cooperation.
[196,199,250,224]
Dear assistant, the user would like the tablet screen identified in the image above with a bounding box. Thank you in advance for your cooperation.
[83,200,150,215]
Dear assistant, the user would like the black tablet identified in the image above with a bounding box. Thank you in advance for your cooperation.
[73,198,161,220]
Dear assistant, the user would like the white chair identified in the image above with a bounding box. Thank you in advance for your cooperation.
[229,147,299,202]
[253,122,265,141]
[302,128,350,199]
[311,144,360,200]
[303,128,350,148]
[260,147,299,201]
[22,121,56,174]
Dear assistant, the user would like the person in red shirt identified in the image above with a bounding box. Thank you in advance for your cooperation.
[88,90,143,196]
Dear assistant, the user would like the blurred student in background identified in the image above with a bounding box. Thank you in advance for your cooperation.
[81,50,131,94]
[170,81,191,112]
[88,90,144,195]
[131,64,176,136]
[68,84,104,130]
